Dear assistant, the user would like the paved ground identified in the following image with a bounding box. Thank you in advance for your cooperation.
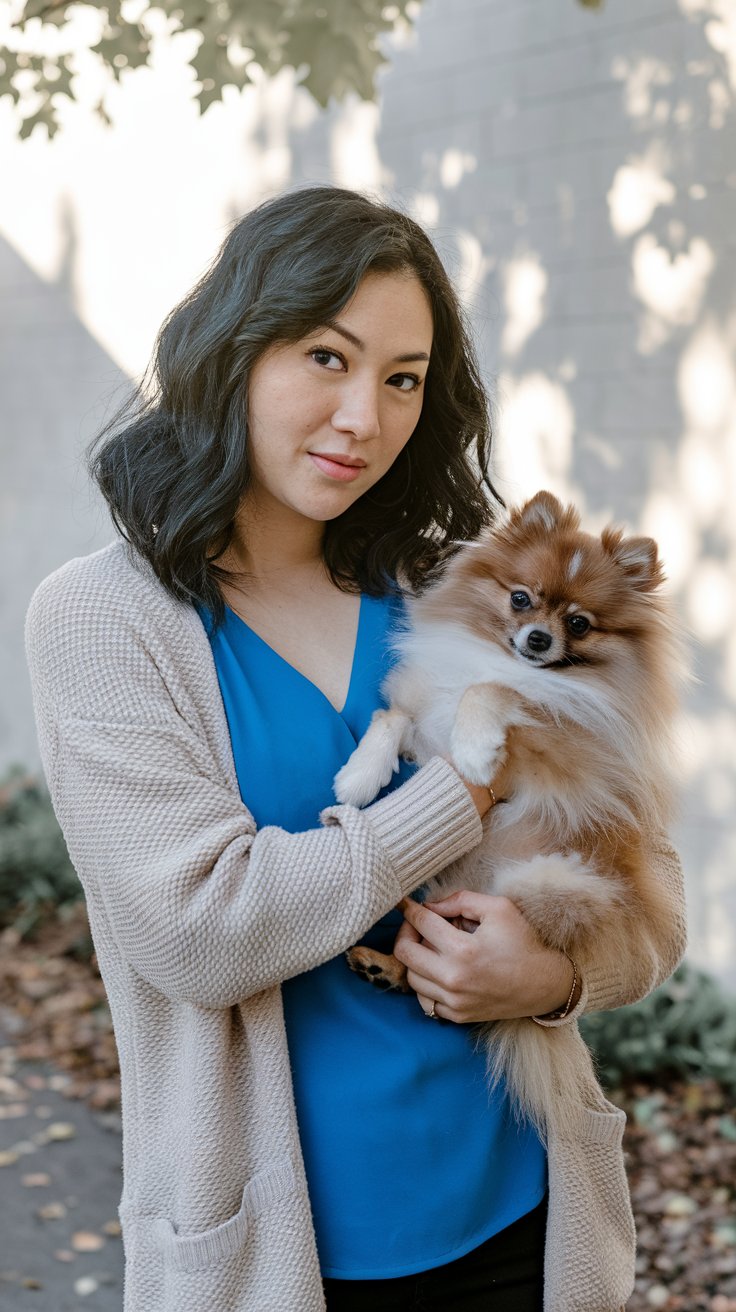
[0,1035,124,1312]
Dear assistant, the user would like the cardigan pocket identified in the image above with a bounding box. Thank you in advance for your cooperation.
[544,1096,635,1312]
[151,1155,297,1274]
[559,1094,627,1146]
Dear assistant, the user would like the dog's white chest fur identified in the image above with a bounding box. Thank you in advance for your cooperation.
[334,616,623,817]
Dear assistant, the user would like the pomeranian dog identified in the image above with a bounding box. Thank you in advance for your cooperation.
[334,491,684,1145]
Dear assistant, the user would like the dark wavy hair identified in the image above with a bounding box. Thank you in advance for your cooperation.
[88,185,502,624]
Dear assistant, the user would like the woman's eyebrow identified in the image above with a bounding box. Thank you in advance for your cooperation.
[322,319,430,364]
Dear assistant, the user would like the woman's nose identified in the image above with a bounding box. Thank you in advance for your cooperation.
[331,380,381,441]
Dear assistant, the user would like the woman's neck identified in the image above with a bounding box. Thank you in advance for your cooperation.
[224,490,328,593]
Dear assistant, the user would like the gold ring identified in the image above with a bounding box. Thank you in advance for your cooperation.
[427,1001,438,1020]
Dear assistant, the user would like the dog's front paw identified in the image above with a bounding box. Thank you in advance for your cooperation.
[334,752,398,807]
[346,947,409,992]
[449,733,504,787]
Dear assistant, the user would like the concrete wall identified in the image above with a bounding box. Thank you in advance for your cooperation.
[2,0,735,984]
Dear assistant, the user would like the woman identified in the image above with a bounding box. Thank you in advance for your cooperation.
[25,187,685,1312]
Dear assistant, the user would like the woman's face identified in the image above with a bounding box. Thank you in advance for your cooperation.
[243,270,433,529]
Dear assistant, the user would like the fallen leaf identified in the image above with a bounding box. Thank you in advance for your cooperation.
[42,987,96,1017]
[47,1074,72,1091]
[10,1139,37,1156]
[74,1275,100,1295]
[71,1230,105,1252]
[19,977,56,1001]
[0,1150,19,1166]
[664,1194,698,1218]
[38,1201,68,1220]
[45,1121,76,1141]
[0,1075,24,1096]
[645,1286,669,1308]
[102,1218,122,1236]
[21,1172,50,1186]
[683,1083,705,1113]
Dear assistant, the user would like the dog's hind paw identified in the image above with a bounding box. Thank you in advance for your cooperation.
[345,947,409,992]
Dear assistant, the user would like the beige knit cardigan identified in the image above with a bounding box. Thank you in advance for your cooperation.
[25,541,686,1312]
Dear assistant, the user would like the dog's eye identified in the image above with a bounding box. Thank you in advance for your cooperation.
[510,591,531,610]
[566,615,590,636]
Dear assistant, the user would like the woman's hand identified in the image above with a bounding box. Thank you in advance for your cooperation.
[394,891,580,1023]
[460,779,495,817]
[454,756,513,818]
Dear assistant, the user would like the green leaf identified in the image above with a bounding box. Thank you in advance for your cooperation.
[191,28,252,113]
[92,22,152,78]
[19,0,67,21]
[0,49,25,106]
[3,0,426,136]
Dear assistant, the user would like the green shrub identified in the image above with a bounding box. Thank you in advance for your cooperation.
[0,766,83,938]
[580,962,736,1095]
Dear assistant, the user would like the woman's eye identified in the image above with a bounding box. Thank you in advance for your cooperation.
[566,615,591,636]
[309,347,345,370]
[388,373,421,392]
[510,591,531,610]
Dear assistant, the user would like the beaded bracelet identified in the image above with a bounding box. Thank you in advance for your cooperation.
[532,951,579,1023]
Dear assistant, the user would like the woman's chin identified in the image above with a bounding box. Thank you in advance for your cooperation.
[295,485,365,523]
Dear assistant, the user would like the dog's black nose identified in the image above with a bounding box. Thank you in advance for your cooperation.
[527,629,552,652]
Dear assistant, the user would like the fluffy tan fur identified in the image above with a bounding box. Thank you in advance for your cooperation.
[335,491,686,1145]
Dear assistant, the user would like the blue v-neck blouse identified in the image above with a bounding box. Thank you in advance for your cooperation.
[203,593,546,1279]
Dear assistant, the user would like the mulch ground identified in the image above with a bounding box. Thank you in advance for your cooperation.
[1,906,735,1311]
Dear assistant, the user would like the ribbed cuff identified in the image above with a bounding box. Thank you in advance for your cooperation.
[578,961,622,1016]
[361,757,483,896]
[576,838,686,1017]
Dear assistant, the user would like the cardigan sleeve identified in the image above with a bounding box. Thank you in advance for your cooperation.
[581,834,687,1013]
[25,563,482,1010]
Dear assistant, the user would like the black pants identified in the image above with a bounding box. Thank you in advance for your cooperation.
[322,1195,547,1311]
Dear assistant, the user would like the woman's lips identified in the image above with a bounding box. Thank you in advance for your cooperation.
[308,453,365,482]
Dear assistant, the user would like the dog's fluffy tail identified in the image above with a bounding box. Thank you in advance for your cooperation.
[484,1016,604,1147]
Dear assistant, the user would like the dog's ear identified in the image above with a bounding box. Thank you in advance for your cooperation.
[510,491,580,535]
[602,528,665,591]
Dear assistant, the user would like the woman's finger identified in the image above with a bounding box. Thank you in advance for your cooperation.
[398,897,464,951]
[394,933,445,979]
[413,988,446,1021]
[393,918,421,951]
[406,966,444,997]
[423,889,496,922]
